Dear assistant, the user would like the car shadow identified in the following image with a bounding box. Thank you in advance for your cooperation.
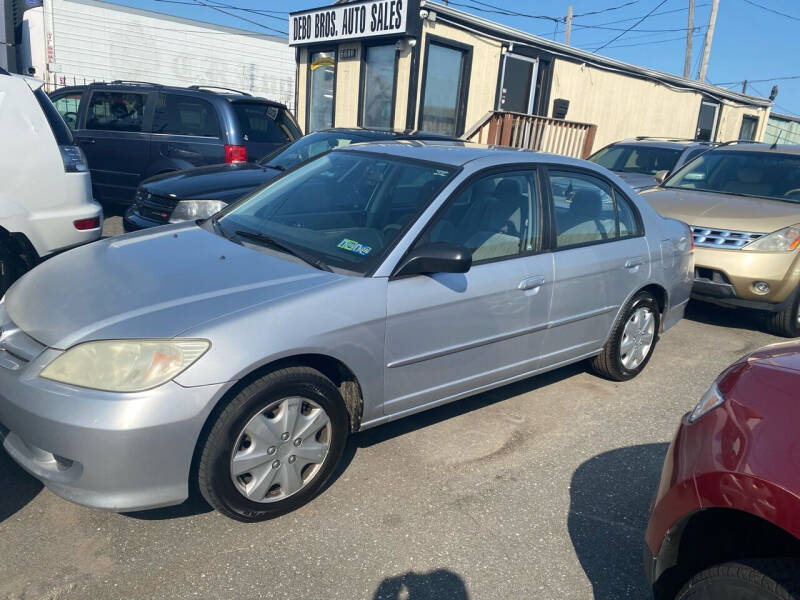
[373,569,470,600]
[122,494,214,521]
[684,299,766,334]
[0,448,43,523]
[568,442,669,600]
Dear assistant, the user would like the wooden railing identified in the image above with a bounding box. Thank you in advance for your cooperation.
[462,111,598,159]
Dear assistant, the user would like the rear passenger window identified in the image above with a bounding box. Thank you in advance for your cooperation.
[233,103,297,144]
[549,171,641,248]
[152,94,221,137]
[51,92,82,131]
[86,92,146,132]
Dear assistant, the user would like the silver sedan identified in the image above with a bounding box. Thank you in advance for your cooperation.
[0,142,693,521]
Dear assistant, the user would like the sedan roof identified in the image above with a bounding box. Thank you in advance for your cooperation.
[341,140,592,168]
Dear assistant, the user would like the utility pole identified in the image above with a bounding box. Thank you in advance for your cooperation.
[683,0,694,78]
[564,5,573,45]
[698,0,718,82]
[741,80,747,94]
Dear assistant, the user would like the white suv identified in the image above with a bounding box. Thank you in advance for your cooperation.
[0,69,103,294]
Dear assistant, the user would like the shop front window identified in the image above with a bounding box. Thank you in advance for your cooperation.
[308,50,335,132]
[361,44,396,130]
[420,41,470,136]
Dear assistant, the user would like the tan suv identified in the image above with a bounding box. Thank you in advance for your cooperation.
[642,144,800,336]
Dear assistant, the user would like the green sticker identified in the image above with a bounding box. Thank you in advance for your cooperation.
[337,238,372,256]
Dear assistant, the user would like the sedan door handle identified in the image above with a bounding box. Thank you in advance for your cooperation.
[518,276,546,290]
[79,138,96,145]
[624,257,644,269]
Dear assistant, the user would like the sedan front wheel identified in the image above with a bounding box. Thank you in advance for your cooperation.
[198,366,349,522]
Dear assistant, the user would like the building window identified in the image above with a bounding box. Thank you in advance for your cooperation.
[419,40,471,136]
[361,44,397,130]
[739,115,759,141]
[695,100,720,142]
[308,50,335,132]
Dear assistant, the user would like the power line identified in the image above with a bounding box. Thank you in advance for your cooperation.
[715,75,800,85]
[188,0,287,35]
[572,1,641,18]
[578,29,705,51]
[591,0,669,52]
[153,0,287,23]
[741,0,800,21]
[453,0,561,21]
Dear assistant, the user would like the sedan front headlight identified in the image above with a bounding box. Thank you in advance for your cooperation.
[688,383,724,423]
[40,339,210,392]
[169,199,228,223]
[744,225,800,252]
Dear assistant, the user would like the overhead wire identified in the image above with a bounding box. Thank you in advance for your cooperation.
[590,0,670,52]
[741,0,800,22]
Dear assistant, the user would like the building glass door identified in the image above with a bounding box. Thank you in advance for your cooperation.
[308,51,335,132]
[695,100,720,141]
[497,54,539,114]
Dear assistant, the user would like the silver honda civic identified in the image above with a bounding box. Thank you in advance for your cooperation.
[0,142,693,521]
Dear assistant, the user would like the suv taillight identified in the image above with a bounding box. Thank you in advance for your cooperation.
[59,145,89,173]
[74,217,100,230]
[225,144,247,164]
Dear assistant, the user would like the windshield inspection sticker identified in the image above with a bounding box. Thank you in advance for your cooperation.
[337,238,372,256]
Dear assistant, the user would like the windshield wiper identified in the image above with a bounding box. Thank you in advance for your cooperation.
[263,163,286,171]
[235,230,332,272]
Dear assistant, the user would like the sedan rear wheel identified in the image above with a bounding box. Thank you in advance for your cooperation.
[591,290,660,381]
[198,366,349,522]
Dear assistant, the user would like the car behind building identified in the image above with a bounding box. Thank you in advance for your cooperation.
[645,341,800,599]
[0,68,102,295]
[49,82,301,205]
[642,144,800,336]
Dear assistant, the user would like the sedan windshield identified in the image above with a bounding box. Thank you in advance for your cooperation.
[221,151,456,273]
[664,150,800,202]
[589,144,682,175]
[259,131,371,170]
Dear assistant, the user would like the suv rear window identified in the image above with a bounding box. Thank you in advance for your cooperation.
[153,93,221,137]
[34,88,73,145]
[590,144,682,175]
[232,103,301,144]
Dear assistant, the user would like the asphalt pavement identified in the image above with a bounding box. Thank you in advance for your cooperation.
[0,218,784,599]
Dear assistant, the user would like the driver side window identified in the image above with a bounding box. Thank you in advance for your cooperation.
[416,170,540,263]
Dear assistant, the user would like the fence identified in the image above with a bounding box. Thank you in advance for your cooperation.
[463,111,598,159]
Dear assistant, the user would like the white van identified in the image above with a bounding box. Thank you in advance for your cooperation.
[0,69,103,294]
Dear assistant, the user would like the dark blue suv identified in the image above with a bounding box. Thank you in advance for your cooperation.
[49,81,301,205]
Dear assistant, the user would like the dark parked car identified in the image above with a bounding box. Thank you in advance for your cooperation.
[589,138,717,190]
[49,81,301,205]
[122,128,456,231]
[645,341,800,599]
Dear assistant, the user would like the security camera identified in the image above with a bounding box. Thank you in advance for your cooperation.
[419,9,429,19]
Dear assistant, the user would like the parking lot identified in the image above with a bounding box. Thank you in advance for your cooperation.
[0,256,782,600]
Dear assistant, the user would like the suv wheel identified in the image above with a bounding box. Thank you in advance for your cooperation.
[766,291,800,337]
[677,559,800,600]
[198,366,349,522]
[591,290,660,381]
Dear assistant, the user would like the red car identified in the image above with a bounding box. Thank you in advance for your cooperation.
[645,341,800,599]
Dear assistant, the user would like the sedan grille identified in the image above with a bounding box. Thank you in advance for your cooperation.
[690,226,766,249]
[135,190,178,223]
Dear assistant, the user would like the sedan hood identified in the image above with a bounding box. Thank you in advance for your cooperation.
[642,188,800,233]
[142,162,282,201]
[614,171,657,190]
[6,224,340,349]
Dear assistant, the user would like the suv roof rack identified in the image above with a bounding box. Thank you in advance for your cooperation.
[188,85,251,96]
[632,136,710,143]
[108,80,163,87]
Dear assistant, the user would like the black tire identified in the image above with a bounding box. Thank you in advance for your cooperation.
[591,290,661,381]
[766,291,800,337]
[197,366,350,522]
[677,559,800,600]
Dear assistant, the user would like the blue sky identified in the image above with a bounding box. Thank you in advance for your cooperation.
[112,0,800,116]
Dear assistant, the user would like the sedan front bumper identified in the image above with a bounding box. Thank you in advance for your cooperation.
[0,353,228,512]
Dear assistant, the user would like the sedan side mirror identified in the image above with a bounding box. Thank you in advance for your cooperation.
[393,243,472,277]
[654,170,670,185]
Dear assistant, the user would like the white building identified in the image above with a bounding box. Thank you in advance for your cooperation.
[20,0,296,109]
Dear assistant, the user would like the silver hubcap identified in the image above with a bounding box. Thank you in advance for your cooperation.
[620,307,655,370]
[230,397,331,503]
